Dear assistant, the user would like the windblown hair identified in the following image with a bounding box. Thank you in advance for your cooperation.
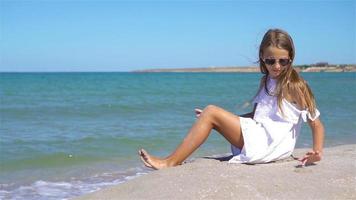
[258,29,317,117]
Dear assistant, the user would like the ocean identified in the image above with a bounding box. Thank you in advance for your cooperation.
[1,72,355,199]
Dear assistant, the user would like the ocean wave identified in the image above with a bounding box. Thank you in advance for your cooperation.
[0,167,149,200]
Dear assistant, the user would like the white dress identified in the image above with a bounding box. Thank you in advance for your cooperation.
[229,76,320,164]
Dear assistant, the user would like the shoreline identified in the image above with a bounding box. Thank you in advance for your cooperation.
[74,144,356,200]
[133,64,356,73]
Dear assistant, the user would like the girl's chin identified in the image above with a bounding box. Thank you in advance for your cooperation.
[270,72,281,78]
[270,74,280,78]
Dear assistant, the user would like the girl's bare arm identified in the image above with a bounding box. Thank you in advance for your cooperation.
[299,118,325,165]
[308,118,325,153]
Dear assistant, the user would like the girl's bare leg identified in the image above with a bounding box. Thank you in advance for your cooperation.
[139,105,244,169]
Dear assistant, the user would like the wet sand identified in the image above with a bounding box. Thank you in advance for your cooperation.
[74,144,356,200]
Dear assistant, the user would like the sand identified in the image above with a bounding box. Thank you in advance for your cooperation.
[74,144,356,200]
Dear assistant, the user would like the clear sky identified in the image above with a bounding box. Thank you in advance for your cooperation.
[0,0,355,72]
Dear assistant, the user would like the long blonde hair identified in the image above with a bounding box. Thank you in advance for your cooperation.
[258,29,317,117]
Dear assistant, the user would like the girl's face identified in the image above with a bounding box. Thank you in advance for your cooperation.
[262,46,291,78]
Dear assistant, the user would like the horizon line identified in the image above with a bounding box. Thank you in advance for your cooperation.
[1,63,355,73]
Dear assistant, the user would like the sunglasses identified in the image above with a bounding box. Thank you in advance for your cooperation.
[263,58,291,67]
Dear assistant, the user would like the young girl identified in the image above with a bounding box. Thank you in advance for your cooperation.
[138,28,325,169]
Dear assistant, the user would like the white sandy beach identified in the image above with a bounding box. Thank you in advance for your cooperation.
[74,144,356,200]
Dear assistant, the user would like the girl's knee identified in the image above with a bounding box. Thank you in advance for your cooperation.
[202,105,222,120]
[203,105,219,114]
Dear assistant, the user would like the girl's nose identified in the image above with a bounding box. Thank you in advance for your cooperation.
[273,62,281,70]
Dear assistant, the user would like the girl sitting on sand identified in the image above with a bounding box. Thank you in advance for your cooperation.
[139,28,325,169]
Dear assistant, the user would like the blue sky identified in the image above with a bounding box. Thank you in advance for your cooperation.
[0,0,355,72]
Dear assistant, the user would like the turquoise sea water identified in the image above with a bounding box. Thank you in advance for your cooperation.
[1,72,355,199]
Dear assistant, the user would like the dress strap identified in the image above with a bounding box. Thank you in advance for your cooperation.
[277,99,320,124]
[301,109,320,122]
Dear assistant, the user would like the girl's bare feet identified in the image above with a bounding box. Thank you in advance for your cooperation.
[138,149,153,168]
[138,149,172,170]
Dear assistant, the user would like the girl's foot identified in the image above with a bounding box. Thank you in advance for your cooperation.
[138,149,171,170]
[138,149,153,168]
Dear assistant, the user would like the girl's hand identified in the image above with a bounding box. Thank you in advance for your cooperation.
[298,150,322,166]
[195,108,203,118]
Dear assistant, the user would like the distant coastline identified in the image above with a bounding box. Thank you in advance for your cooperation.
[133,63,356,73]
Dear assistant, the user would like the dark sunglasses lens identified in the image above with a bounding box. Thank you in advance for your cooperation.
[264,59,275,65]
[279,59,290,66]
